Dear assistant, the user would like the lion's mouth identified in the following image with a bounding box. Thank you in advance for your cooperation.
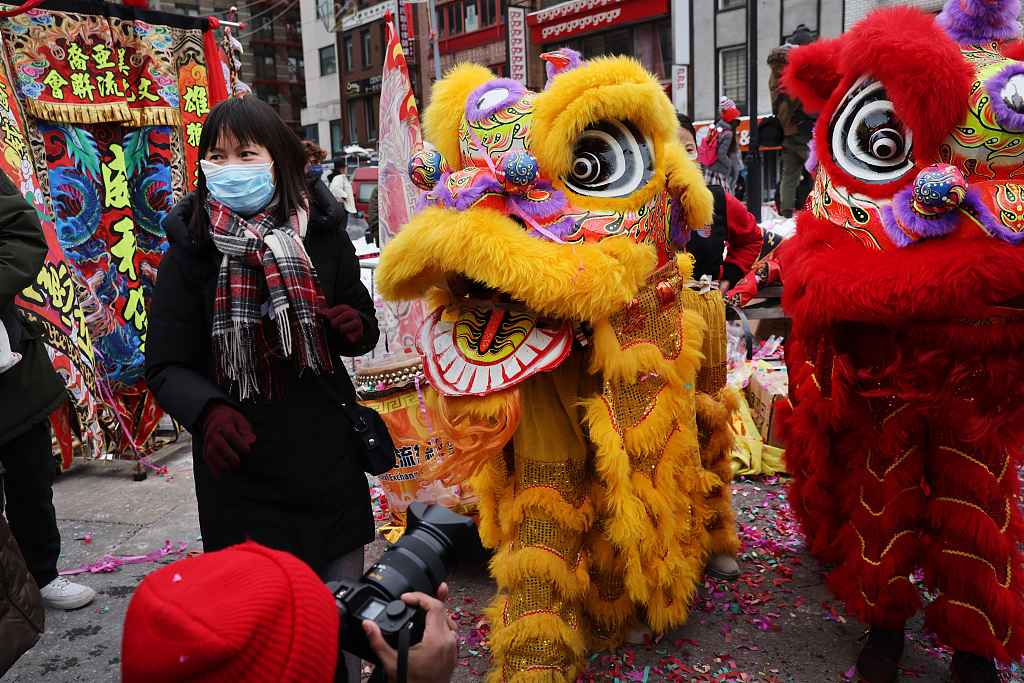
[417,274,573,396]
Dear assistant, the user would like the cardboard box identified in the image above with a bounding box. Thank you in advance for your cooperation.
[746,362,788,449]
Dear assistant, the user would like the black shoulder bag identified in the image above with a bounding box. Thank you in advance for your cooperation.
[315,376,397,476]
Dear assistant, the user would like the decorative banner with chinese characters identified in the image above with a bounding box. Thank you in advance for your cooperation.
[172,26,211,194]
[0,3,182,127]
[38,120,171,390]
[0,36,104,466]
[378,10,426,351]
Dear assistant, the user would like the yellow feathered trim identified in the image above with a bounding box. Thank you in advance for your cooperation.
[469,457,512,549]
[377,206,657,322]
[422,63,493,169]
[502,485,595,533]
[491,544,592,600]
[663,141,715,232]
[532,55,679,184]
[695,390,742,557]
[483,608,587,683]
[581,529,632,650]
[677,252,696,280]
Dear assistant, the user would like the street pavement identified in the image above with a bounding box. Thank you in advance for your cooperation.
[3,438,1020,682]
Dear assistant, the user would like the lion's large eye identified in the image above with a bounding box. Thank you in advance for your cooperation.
[563,119,654,198]
[829,77,914,184]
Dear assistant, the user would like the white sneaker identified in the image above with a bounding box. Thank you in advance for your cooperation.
[39,576,97,610]
[706,553,742,580]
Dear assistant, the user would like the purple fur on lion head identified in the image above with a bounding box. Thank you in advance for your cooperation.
[465,79,528,123]
[938,0,1021,45]
[986,63,1024,131]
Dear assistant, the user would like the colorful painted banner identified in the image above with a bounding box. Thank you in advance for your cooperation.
[173,26,211,193]
[1,4,181,127]
[378,10,426,351]
[0,36,103,465]
[39,120,171,390]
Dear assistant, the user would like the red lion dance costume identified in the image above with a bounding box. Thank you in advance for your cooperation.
[779,0,1024,680]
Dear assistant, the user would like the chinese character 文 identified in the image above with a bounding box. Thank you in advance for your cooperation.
[67,43,88,71]
[92,44,115,70]
[42,70,69,100]
[70,73,96,102]
[185,121,202,148]
[102,146,130,211]
[182,85,209,116]
[135,77,161,103]
[109,216,138,281]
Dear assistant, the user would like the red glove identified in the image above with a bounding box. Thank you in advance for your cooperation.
[195,402,256,478]
[318,304,364,344]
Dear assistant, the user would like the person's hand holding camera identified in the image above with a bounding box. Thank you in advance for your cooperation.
[362,582,458,683]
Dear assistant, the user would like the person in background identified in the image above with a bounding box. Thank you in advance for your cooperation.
[0,170,95,612]
[145,96,379,683]
[330,168,357,216]
[303,141,328,182]
[701,97,743,196]
[121,542,459,683]
[679,114,763,294]
[367,186,379,246]
[327,164,342,186]
[768,24,818,218]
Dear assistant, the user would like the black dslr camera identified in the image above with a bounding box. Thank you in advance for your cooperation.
[328,502,487,664]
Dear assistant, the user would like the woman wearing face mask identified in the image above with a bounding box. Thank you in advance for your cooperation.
[145,97,379,621]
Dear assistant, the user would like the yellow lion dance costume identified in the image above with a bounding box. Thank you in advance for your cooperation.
[378,50,740,682]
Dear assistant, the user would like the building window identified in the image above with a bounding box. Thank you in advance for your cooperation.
[361,30,372,68]
[343,36,353,73]
[176,4,200,16]
[330,119,343,157]
[305,124,319,146]
[719,0,745,9]
[437,0,500,40]
[319,46,337,76]
[347,105,358,143]
[719,46,747,113]
[316,0,332,21]
[365,97,377,141]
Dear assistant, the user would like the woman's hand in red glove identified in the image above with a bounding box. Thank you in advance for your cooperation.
[196,402,256,478]
[318,305,364,344]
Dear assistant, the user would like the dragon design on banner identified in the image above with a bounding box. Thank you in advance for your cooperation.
[779,0,1024,671]
[379,51,739,681]
[0,0,218,461]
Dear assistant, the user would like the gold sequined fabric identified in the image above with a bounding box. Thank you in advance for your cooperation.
[505,641,573,678]
[516,456,587,506]
[504,577,579,627]
[678,287,728,396]
[605,374,667,433]
[607,261,684,359]
[512,517,585,569]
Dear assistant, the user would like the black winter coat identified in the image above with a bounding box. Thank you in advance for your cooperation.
[0,177,66,446]
[145,180,380,572]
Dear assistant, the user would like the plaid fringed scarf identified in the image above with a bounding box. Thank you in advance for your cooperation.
[206,197,332,400]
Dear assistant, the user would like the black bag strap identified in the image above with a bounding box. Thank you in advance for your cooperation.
[397,625,411,683]
[315,374,369,432]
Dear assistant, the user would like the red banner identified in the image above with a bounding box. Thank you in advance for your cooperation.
[528,0,667,44]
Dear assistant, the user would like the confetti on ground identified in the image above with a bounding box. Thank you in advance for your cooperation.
[94,606,109,614]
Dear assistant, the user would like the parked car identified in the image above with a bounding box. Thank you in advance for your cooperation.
[352,166,378,216]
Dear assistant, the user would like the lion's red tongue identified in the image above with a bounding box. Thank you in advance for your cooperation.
[416,304,572,396]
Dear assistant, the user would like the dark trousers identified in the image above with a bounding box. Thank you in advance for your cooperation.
[0,420,60,587]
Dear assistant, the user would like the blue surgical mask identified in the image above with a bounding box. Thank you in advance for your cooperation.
[200,160,276,217]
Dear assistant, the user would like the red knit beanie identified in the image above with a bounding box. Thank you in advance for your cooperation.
[721,106,741,123]
[122,543,339,683]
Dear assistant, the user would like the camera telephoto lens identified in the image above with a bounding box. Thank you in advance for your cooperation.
[329,503,487,665]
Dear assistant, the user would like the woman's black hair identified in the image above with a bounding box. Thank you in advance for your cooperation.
[187,95,309,240]
[676,113,697,142]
